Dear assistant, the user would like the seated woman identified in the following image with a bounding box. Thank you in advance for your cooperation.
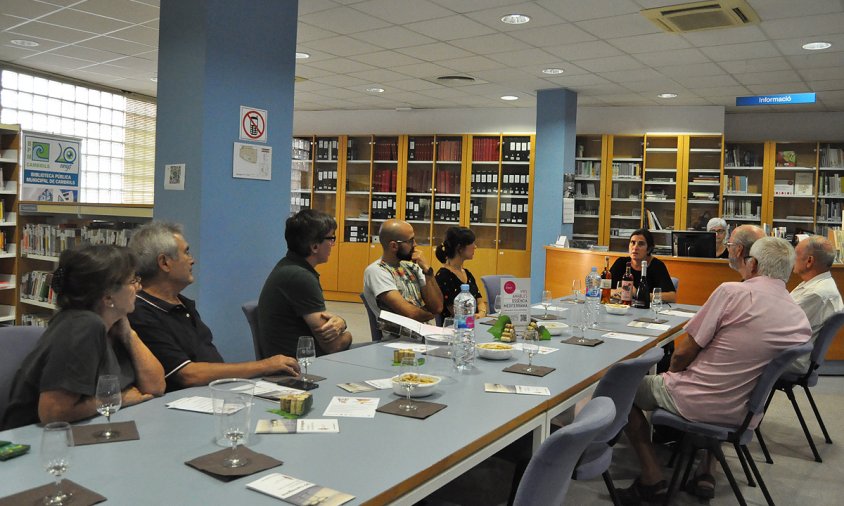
[707,217,729,259]
[435,226,488,319]
[610,228,677,303]
[2,245,165,430]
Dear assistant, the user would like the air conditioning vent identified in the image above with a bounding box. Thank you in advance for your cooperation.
[641,0,759,33]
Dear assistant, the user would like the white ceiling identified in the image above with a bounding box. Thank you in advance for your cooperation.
[2,0,844,113]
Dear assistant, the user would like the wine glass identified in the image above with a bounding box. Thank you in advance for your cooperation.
[398,356,418,412]
[493,295,502,315]
[210,378,255,468]
[540,290,553,320]
[296,336,316,383]
[571,279,583,304]
[576,304,590,344]
[651,288,664,317]
[522,327,539,372]
[94,374,122,440]
[41,422,73,505]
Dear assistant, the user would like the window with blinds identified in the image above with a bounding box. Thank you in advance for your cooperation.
[0,68,156,204]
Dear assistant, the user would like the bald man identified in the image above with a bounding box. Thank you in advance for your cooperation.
[363,219,443,324]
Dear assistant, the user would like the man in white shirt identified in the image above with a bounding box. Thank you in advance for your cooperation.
[786,235,843,374]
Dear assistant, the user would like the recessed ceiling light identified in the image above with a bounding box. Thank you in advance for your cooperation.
[500,95,519,101]
[295,52,310,59]
[150,75,158,82]
[657,93,678,99]
[366,87,384,93]
[500,14,530,25]
[802,41,831,51]
[542,68,564,75]
[11,39,39,47]
[437,75,476,83]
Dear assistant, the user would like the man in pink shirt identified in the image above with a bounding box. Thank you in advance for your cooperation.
[618,226,812,505]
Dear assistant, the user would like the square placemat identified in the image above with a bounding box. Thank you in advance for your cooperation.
[264,374,326,384]
[376,399,446,419]
[562,337,604,347]
[503,364,556,377]
[0,479,106,506]
[633,317,668,324]
[71,421,139,446]
[186,447,283,482]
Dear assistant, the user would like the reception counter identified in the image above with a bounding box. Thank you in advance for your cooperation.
[545,246,844,362]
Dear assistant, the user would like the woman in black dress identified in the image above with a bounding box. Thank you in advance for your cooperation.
[435,227,488,319]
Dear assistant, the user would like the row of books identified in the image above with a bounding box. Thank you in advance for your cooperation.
[290,196,310,208]
[611,183,639,199]
[21,313,51,327]
[725,175,750,193]
[645,209,663,230]
[406,169,433,194]
[405,197,430,221]
[575,160,601,177]
[292,138,311,161]
[612,162,640,178]
[372,167,397,192]
[691,191,716,201]
[472,137,500,162]
[575,182,597,198]
[723,199,759,218]
[468,200,490,223]
[0,230,5,253]
[407,139,462,162]
[500,173,529,195]
[724,147,763,167]
[499,202,528,224]
[433,198,460,222]
[502,138,531,162]
[344,224,368,243]
[315,139,338,161]
[819,174,844,195]
[434,168,461,194]
[774,174,813,196]
[21,270,56,306]
[690,173,719,183]
[371,196,397,220]
[21,223,138,257]
[820,145,844,167]
[817,200,842,221]
[374,140,399,161]
[470,170,499,194]
[775,150,798,167]
[315,170,338,191]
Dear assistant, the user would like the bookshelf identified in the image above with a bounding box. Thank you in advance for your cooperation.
[681,135,723,230]
[290,136,312,216]
[0,124,20,324]
[642,134,681,254]
[723,141,765,231]
[769,142,818,237]
[817,143,844,237]
[606,135,645,251]
[571,134,604,249]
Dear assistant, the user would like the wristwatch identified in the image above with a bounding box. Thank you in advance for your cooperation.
[422,266,434,276]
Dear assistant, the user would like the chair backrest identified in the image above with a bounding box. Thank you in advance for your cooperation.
[240,300,263,359]
[671,276,680,292]
[513,397,616,506]
[743,341,814,428]
[481,274,514,305]
[0,326,45,418]
[359,293,383,342]
[809,310,844,371]
[592,347,664,444]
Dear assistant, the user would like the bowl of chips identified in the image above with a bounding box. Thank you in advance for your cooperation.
[476,342,514,360]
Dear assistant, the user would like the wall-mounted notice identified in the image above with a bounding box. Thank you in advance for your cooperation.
[233,142,272,180]
[21,132,81,202]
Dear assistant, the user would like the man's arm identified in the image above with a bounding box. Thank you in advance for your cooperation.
[303,312,352,354]
[111,318,165,396]
[668,333,703,372]
[174,356,300,388]
[411,252,443,315]
[378,290,436,322]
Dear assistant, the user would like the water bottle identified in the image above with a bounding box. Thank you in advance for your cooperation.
[585,267,602,328]
[453,284,476,370]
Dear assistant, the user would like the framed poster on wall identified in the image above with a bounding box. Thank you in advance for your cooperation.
[21,132,81,201]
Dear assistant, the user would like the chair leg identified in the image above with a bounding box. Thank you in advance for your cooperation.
[786,387,823,462]
[664,439,691,506]
[602,470,621,506]
[741,444,775,506]
[734,442,756,487]
[803,385,833,444]
[712,442,747,506]
[755,427,774,464]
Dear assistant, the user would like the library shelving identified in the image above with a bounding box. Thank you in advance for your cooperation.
[290,136,312,216]
[723,141,765,230]
[571,134,604,249]
[642,134,681,253]
[605,135,645,252]
[817,143,844,237]
[681,135,723,231]
[0,124,21,324]
[769,142,817,237]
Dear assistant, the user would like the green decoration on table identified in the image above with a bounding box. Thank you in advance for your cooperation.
[537,325,553,341]
[487,314,512,340]
[392,358,425,366]
[267,408,300,419]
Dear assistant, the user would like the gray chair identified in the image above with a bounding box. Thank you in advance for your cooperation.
[241,300,263,359]
[359,293,383,342]
[0,326,46,418]
[572,347,664,505]
[653,341,813,506]
[513,396,616,506]
[756,310,844,463]
[481,274,514,307]
[670,276,680,292]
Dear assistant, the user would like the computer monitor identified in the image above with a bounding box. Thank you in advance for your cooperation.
[672,230,717,258]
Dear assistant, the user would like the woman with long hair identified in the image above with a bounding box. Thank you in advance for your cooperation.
[434,226,488,319]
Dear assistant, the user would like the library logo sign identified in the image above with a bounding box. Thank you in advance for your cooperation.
[736,93,816,106]
[21,132,81,202]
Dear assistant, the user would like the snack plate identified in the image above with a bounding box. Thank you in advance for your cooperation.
[540,321,569,335]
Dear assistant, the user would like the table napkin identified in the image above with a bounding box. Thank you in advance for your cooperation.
[71,421,139,446]
[503,364,556,377]
[562,336,604,347]
[376,399,446,419]
[0,480,106,506]
[185,447,283,482]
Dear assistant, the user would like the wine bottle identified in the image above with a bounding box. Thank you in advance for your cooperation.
[600,256,612,304]
[632,260,651,309]
[620,262,634,306]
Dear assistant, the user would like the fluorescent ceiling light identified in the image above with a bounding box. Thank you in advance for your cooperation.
[802,41,831,50]
[295,52,310,59]
[366,87,384,93]
[657,93,678,99]
[542,68,564,75]
[500,14,530,25]
[11,39,39,47]
[500,95,519,101]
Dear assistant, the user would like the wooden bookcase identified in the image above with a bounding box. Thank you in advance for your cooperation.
[0,124,21,324]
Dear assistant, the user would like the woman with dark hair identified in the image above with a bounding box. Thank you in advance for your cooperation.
[435,227,488,319]
[609,228,677,303]
[2,245,165,430]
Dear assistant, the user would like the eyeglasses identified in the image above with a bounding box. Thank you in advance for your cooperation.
[127,275,142,286]
[394,237,416,246]
[323,236,337,244]
[713,229,727,234]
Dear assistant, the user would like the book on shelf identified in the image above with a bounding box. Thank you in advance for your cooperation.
[774,179,794,195]
[820,145,844,168]
[691,191,715,200]
[776,150,797,167]
[794,173,814,196]
[472,137,500,162]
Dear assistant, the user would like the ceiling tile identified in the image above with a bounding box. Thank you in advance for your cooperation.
[718,57,792,74]
[353,0,457,24]
[675,74,739,89]
[577,13,661,39]
[773,34,844,56]
[0,31,63,51]
[18,51,89,70]
[6,0,64,19]
[733,70,803,86]
[760,12,844,40]
[70,0,158,24]
[506,23,596,47]
[309,73,371,88]
[347,50,425,68]
[388,62,456,79]
[680,25,768,47]
[77,35,154,56]
[799,66,844,80]
[0,44,39,61]
[634,48,711,67]
[347,25,436,50]
[8,20,97,43]
[692,85,751,98]
[386,79,443,91]
[439,55,505,73]
[621,78,686,93]
[536,0,640,22]
[305,57,377,74]
[485,47,559,66]
[575,55,644,73]
[450,33,530,54]
[395,42,474,62]
[40,8,131,34]
[292,65,336,80]
[48,44,119,63]
[464,2,566,32]
[296,23,339,43]
[700,41,781,62]
[304,35,384,57]
[576,83,630,96]
[109,25,158,46]
[597,68,664,84]
[606,33,691,54]
[347,68,411,84]
[298,6,391,35]
[404,15,496,42]
[747,82,811,94]
[544,40,622,61]
[297,0,339,16]
[804,79,844,91]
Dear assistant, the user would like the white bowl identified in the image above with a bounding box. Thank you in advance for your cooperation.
[605,303,630,315]
[391,373,442,398]
[476,342,514,360]
[538,321,569,336]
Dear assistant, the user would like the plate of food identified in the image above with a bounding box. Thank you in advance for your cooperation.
[477,342,514,360]
[538,321,569,335]
[391,373,442,398]
[605,303,630,315]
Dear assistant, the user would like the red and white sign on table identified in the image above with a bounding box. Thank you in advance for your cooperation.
[239,105,267,143]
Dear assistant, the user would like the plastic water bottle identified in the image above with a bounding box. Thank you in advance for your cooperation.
[453,284,476,370]
[585,267,602,328]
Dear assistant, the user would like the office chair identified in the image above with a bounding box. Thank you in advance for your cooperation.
[480,274,514,308]
[0,326,45,418]
[359,293,383,342]
[240,300,263,359]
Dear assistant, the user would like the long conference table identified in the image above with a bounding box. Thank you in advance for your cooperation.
[0,303,697,505]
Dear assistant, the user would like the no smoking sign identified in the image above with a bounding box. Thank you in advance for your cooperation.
[239,105,267,143]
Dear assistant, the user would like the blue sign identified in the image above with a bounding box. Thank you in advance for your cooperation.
[736,93,816,106]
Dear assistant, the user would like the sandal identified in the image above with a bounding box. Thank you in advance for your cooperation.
[691,472,716,500]
[617,477,668,505]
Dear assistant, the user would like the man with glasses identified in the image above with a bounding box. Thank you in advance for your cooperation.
[258,209,352,358]
[363,219,443,325]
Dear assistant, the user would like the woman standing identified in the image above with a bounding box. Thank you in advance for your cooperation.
[435,227,488,319]
[2,245,165,430]
[707,217,729,259]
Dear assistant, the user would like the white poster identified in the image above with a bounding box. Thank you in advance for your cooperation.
[233,142,272,180]
[164,163,185,190]
[501,278,531,329]
[21,132,81,201]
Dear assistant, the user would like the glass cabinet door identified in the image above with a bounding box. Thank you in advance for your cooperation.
[344,135,372,243]
[432,135,463,246]
[405,135,433,246]
[370,136,399,243]
[290,136,312,217]
[723,142,765,231]
[572,134,602,248]
[817,142,844,237]
[469,135,500,249]
[499,135,530,250]
[771,142,817,239]
[608,136,644,252]
[685,135,723,230]
[312,136,338,216]
[643,135,680,255]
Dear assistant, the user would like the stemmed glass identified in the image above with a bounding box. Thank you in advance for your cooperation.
[570,279,583,304]
[210,378,255,469]
[41,422,73,505]
[398,356,418,412]
[296,336,316,383]
[94,374,122,439]
[540,290,553,319]
[522,327,539,372]
[493,295,502,316]
[651,288,664,317]
[576,304,590,344]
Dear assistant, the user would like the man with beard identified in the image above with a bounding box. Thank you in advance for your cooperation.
[363,219,443,325]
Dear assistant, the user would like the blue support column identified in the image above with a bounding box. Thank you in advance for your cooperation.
[531,89,577,301]
[154,0,298,361]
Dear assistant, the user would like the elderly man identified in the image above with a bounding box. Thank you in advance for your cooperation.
[786,235,843,375]
[363,219,443,323]
[127,222,299,392]
[618,226,812,505]
[257,209,352,357]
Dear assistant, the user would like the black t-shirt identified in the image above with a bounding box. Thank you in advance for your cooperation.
[2,310,135,430]
[435,267,482,318]
[609,256,675,293]
[128,291,223,392]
